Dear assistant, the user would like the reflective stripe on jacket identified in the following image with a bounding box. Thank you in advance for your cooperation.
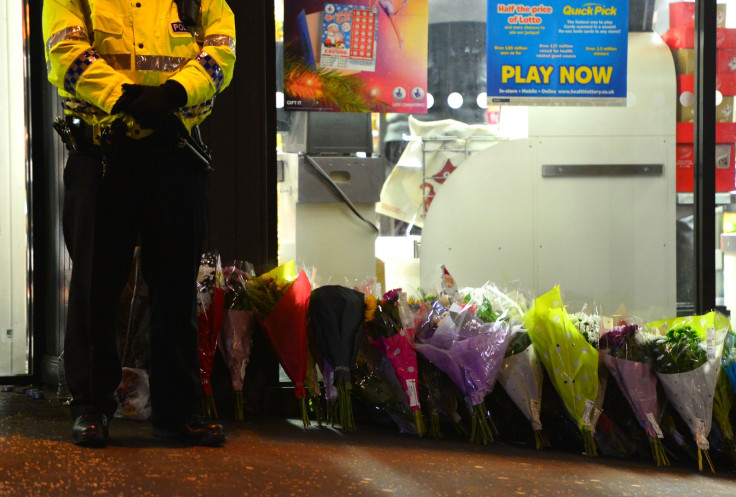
[43,0,236,132]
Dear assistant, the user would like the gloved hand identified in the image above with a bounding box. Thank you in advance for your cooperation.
[111,80,188,130]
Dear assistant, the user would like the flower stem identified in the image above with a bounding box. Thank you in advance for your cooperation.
[428,410,442,439]
[582,429,597,457]
[703,449,715,473]
[649,437,670,467]
[469,404,493,445]
[338,379,355,432]
[301,396,311,428]
[534,430,550,450]
[234,390,244,421]
[414,410,426,438]
[452,419,469,437]
[327,399,339,427]
[201,394,218,419]
[727,438,736,471]
[311,396,325,426]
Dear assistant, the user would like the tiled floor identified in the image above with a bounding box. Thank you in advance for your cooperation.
[1,386,735,497]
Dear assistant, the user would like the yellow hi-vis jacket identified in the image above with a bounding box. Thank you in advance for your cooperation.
[43,0,236,134]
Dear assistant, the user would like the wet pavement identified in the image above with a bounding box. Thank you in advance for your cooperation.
[1,386,735,497]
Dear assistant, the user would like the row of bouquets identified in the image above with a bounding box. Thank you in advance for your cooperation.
[196,254,736,473]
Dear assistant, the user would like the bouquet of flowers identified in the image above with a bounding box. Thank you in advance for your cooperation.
[415,297,451,341]
[498,329,549,449]
[364,289,426,436]
[724,331,736,394]
[351,335,417,434]
[415,300,513,445]
[417,352,445,438]
[648,312,730,472]
[569,308,600,349]
[246,261,312,427]
[712,367,736,468]
[599,320,669,466]
[571,305,616,454]
[716,330,736,467]
[309,285,366,431]
[414,293,472,438]
[458,284,544,447]
[196,251,225,418]
[218,261,256,421]
[460,282,530,325]
[523,286,600,456]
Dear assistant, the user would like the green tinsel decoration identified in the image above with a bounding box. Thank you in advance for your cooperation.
[283,47,389,113]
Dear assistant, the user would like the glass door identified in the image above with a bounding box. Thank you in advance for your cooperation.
[0,0,31,377]
[274,0,731,322]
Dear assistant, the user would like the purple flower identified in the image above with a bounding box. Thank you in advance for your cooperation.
[383,288,402,303]
[600,323,639,349]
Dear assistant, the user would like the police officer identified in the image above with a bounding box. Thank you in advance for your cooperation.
[42,0,236,447]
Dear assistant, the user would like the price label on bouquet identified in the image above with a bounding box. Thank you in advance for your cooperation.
[582,399,594,426]
[706,327,716,361]
[406,379,420,408]
[529,398,542,429]
[646,412,664,439]
[529,399,539,419]
[695,417,709,449]
[590,406,603,432]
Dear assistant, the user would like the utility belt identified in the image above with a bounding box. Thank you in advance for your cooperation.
[52,115,98,151]
[53,115,213,172]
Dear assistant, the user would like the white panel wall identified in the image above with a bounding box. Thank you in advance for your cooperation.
[0,0,29,375]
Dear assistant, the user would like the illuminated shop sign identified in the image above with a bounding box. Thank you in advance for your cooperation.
[487,1,629,106]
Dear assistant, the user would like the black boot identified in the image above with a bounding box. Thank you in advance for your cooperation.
[153,415,225,446]
[71,414,109,447]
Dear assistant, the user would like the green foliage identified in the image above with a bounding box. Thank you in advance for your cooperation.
[651,326,707,374]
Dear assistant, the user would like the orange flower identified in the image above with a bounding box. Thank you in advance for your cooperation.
[364,294,377,322]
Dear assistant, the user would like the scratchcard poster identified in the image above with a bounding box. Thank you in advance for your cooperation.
[284,1,428,113]
[487,1,628,106]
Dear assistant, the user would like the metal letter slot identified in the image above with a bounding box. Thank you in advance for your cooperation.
[542,164,664,178]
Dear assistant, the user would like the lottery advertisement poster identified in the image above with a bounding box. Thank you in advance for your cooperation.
[283,1,429,113]
[487,1,629,106]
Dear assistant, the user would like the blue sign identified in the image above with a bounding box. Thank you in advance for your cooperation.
[487,1,629,106]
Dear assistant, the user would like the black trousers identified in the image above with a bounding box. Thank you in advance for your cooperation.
[62,136,209,425]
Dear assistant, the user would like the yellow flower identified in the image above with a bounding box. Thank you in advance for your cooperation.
[364,294,377,322]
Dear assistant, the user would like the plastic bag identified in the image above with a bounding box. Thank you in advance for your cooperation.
[114,367,151,420]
